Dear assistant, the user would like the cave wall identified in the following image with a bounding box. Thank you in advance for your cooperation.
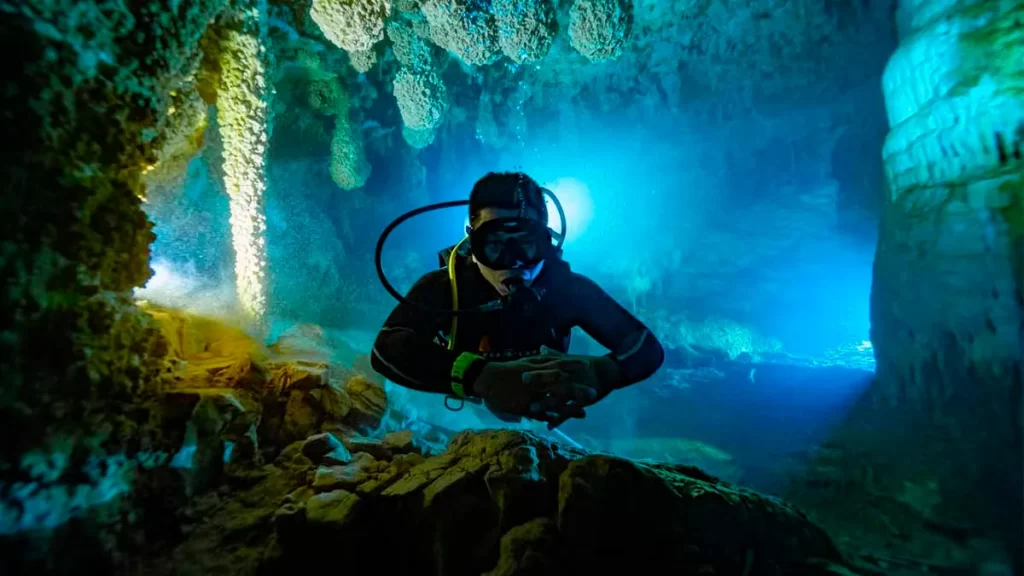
[0,0,231,558]
[868,0,1023,560]
[6,0,1014,570]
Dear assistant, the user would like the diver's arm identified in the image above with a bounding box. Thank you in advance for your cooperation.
[569,274,665,391]
[370,273,468,395]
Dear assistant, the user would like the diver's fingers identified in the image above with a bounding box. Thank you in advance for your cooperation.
[541,412,566,424]
[518,355,567,368]
[532,382,578,406]
[547,358,590,374]
[528,385,593,416]
[528,387,574,414]
[521,360,588,384]
[540,407,587,429]
[572,382,599,402]
[541,382,595,403]
[539,345,566,356]
[528,384,582,414]
[529,399,562,414]
[529,395,549,412]
[520,356,587,373]
[558,404,586,419]
[522,369,570,388]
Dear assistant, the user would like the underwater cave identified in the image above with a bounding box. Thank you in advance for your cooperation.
[1,0,1021,574]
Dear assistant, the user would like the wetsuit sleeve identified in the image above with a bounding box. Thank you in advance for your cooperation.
[568,273,665,389]
[370,273,462,395]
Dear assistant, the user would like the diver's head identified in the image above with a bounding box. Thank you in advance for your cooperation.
[467,172,552,296]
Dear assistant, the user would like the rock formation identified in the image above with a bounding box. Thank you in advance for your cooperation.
[0,305,858,575]
[1,0,1018,574]
[124,311,853,575]
[867,0,1023,564]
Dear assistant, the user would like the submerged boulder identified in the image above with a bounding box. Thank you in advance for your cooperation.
[301,432,351,464]
[484,517,561,576]
[381,429,423,455]
[264,429,845,575]
[133,425,850,575]
[160,388,263,496]
[341,374,388,430]
[558,457,840,574]
[312,452,380,491]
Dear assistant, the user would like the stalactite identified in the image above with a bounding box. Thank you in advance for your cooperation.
[216,0,271,324]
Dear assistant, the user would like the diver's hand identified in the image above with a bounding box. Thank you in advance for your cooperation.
[472,357,575,416]
[519,348,612,425]
[524,369,599,424]
[523,348,623,427]
[522,364,596,424]
[534,347,618,401]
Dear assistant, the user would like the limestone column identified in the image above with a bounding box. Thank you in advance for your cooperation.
[872,0,1022,566]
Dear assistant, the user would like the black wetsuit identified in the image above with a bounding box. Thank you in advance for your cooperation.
[371,256,665,398]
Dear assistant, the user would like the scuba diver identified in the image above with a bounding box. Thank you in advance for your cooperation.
[371,171,664,427]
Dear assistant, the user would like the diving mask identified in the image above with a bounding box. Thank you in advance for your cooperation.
[468,217,553,271]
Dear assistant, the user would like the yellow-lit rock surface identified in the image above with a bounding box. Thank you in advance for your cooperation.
[125,308,852,576]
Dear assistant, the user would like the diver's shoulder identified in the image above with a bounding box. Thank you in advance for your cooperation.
[413,268,450,288]
[402,268,451,299]
[547,261,599,292]
[563,267,599,288]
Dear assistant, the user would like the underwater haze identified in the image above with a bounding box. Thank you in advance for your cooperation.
[141,0,886,481]
[99,0,1019,573]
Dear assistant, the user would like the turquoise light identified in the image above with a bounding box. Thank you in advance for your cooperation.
[544,177,594,243]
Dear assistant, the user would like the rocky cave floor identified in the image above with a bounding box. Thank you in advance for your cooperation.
[19,306,1007,576]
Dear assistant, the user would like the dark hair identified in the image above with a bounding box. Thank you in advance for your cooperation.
[469,171,548,227]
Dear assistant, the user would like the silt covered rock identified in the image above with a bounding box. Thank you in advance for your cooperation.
[301,431,351,464]
[160,388,263,497]
[266,429,845,575]
[558,456,841,574]
[483,517,561,576]
[341,374,387,430]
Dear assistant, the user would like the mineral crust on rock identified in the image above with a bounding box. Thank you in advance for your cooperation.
[144,427,847,575]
